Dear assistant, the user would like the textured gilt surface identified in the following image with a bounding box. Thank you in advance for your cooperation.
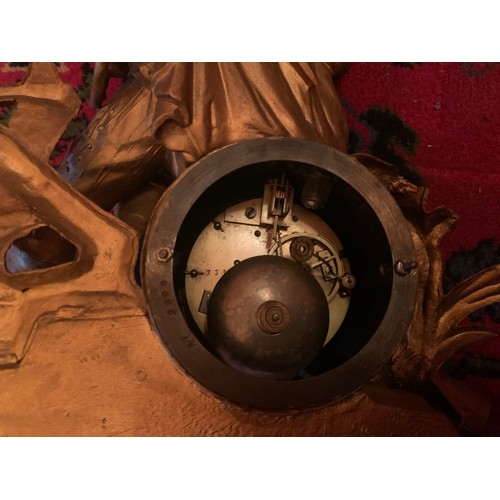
[0,62,495,434]
[0,133,145,364]
[0,315,457,436]
[355,154,500,383]
[0,63,145,364]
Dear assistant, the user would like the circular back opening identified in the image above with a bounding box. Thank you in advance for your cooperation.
[143,138,418,410]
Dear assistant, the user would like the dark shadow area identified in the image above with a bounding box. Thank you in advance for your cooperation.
[5,226,78,274]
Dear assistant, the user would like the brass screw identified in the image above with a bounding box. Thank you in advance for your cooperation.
[245,207,256,219]
[394,259,418,276]
[157,248,170,261]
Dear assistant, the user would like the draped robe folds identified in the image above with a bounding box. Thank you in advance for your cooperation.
[148,62,348,163]
[60,62,348,210]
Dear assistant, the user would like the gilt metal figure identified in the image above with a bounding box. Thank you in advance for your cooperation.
[0,62,498,434]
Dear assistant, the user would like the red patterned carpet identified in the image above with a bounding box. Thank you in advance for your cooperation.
[1,62,499,433]
[337,64,500,435]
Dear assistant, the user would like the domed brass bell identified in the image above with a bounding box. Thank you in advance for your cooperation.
[207,255,330,379]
